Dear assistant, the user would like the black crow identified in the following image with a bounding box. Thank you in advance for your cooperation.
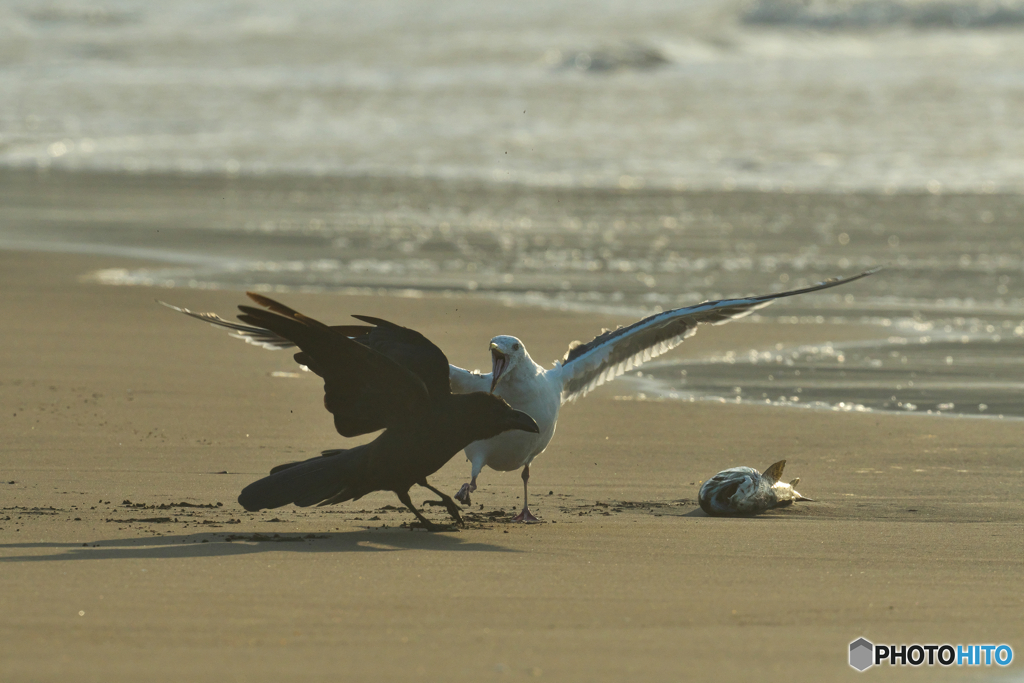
[233,293,539,531]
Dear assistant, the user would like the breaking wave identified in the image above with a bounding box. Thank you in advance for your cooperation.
[743,0,1024,29]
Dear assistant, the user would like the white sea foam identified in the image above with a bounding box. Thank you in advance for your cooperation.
[3,0,1024,192]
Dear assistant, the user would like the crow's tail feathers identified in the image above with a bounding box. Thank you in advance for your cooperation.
[238,446,370,512]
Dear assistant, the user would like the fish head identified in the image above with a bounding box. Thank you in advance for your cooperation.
[771,478,813,503]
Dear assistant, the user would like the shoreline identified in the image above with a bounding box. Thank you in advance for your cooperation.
[9,163,1024,197]
[5,221,1017,424]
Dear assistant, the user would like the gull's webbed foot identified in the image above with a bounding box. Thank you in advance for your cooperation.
[512,507,543,524]
[454,482,473,505]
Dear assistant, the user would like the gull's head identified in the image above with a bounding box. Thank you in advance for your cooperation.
[489,335,525,392]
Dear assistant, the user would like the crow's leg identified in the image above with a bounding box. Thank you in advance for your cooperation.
[396,490,457,532]
[511,464,542,523]
[419,480,464,525]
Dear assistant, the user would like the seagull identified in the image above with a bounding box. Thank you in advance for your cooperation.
[228,293,540,531]
[443,268,877,521]
[163,267,878,523]
[698,460,811,516]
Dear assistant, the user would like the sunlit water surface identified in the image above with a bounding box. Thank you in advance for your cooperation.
[3,0,1024,419]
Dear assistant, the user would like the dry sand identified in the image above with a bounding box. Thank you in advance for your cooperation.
[1,249,1021,682]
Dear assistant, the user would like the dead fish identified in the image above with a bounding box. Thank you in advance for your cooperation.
[698,460,812,516]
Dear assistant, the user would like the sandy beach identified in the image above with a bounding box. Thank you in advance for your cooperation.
[0,247,1020,682]
[5,0,1024,676]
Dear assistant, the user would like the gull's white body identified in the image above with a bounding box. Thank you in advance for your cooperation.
[450,343,562,479]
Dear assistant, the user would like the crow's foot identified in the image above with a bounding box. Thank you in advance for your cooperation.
[423,499,464,525]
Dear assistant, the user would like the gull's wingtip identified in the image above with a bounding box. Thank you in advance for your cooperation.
[810,265,883,290]
[855,265,885,278]
[827,265,883,284]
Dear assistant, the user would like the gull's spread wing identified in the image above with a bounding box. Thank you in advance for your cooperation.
[557,268,880,403]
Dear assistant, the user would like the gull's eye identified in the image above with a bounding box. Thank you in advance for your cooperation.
[513,343,520,351]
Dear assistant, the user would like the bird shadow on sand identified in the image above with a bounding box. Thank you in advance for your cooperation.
[0,528,519,563]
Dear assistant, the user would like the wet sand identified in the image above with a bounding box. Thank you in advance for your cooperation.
[1,249,1021,682]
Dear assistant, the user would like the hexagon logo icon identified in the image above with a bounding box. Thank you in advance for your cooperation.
[850,638,874,671]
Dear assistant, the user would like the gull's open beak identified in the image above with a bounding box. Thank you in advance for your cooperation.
[504,408,540,434]
[490,344,507,393]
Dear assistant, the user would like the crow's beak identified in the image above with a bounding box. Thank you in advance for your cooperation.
[504,409,540,434]
[490,345,508,393]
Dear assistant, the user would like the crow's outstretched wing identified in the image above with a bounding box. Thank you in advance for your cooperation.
[350,315,452,401]
[238,294,441,437]
[160,300,374,350]
[163,299,452,401]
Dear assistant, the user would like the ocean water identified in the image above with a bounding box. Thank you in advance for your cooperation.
[2,0,1024,419]
[4,0,1024,191]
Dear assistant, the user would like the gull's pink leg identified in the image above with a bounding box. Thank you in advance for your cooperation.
[455,475,477,504]
[512,465,542,523]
